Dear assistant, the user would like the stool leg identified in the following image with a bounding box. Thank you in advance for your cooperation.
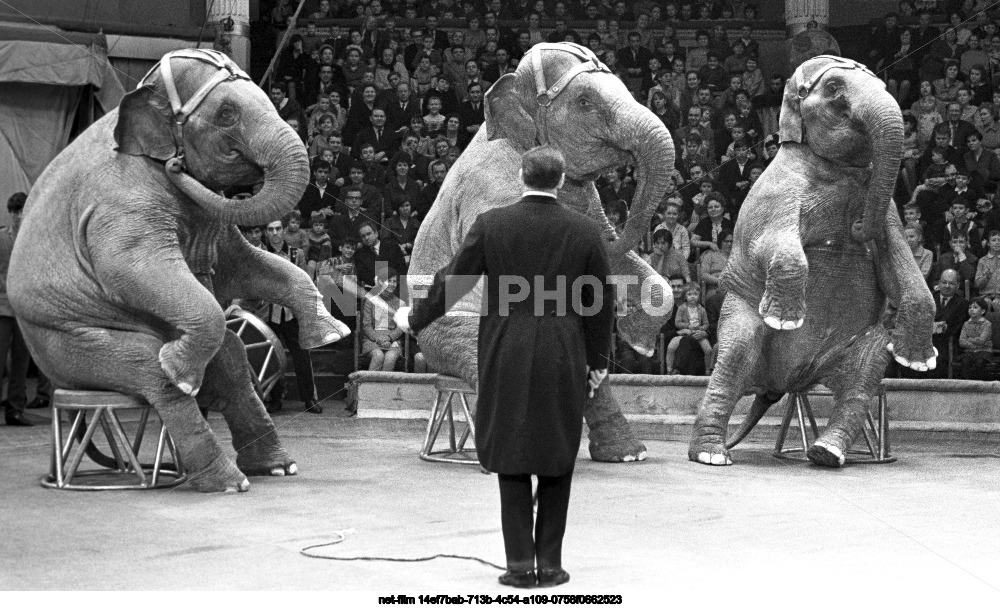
[795,395,810,453]
[64,408,106,486]
[421,391,443,456]
[801,395,820,438]
[97,410,127,472]
[51,406,65,487]
[774,394,796,454]
[62,411,85,462]
[153,424,169,486]
[132,407,151,456]
[457,393,475,450]
[424,391,451,457]
[878,392,890,460]
[446,396,457,452]
[107,410,148,486]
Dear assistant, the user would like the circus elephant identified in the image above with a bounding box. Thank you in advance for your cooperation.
[688,55,937,468]
[8,49,350,492]
[407,43,675,462]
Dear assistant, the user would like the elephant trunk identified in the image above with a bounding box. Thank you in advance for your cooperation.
[858,89,904,242]
[609,109,675,257]
[165,122,310,226]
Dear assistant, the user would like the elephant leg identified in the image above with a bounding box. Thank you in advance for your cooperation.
[689,296,767,465]
[758,228,808,330]
[195,330,296,476]
[584,383,648,463]
[808,329,891,467]
[213,226,349,348]
[873,205,937,370]
[21,320,248,493]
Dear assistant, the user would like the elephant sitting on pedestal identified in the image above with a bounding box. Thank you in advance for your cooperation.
[407,43,675,462]
[8,50,350,492]
[688,55,936,468]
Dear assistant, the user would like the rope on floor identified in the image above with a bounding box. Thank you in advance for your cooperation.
[300,530,505,570]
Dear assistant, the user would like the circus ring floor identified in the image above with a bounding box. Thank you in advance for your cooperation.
[0,376,998,604]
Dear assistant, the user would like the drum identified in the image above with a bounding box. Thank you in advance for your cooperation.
[225,307,287,400]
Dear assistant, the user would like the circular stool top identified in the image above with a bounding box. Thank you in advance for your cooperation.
[52,389,150,409]
[434,375,476,393]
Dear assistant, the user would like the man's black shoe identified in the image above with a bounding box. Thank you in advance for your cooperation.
[5,413,34,427]
[304,400,323,414]
[498,570,536,588]
[27,397,50,409]
[536,567,570,587]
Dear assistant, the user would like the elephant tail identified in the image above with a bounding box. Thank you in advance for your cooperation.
[725,392,785,449]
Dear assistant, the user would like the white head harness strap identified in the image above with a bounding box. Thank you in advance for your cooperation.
[794,54,877,99]
[528,42,610,145]
[138,49,251,167]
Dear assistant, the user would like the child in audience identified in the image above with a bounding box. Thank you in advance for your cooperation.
[283,210,309,250]
[361,269,404,371]
[904,224,934,279]
[318,236,358,287]
[959,297,993,379]
[975,230,1000,309]
[666,283,713,374]
[304,211,333,278]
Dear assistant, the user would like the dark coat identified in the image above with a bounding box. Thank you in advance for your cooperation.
[354,237,407,286]
[409,194,615,475]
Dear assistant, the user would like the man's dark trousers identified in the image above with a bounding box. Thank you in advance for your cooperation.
[498,470,574,571]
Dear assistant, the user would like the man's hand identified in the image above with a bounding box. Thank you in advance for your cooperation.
[394,306,412,333]
[587,367,608,398]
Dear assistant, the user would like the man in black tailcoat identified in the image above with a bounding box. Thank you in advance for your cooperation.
[396,146,614,588]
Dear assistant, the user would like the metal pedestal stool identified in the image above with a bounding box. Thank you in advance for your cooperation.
[774,387,895,464]
[420,375,479,465]
[41,389,187,490]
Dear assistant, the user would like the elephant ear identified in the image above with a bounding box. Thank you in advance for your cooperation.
[113,85,177,161]
[778,67,805,144]
[485,73,536,148]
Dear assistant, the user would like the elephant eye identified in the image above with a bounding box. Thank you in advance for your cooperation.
[577,97,594,109]
[217,106,238,126]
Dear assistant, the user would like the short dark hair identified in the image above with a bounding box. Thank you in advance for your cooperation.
[652,228,673,247]
[342,236,359,248]
[7,192,26,211]
[972,297,990,312]
[312,159,333,173]
[521,145,565,189]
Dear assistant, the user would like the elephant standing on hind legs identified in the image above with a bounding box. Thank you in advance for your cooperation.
[688,56,937,468]
[407,43,676,462]
[8,50,350,492]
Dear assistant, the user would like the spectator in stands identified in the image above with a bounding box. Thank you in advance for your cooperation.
[935,227,980,286]
[355,221,407,287]
[385,81,420,134]
[417,159,448,218]
[283,209,309,251]
[0,192,32,426]
[647,229,690,282]
[619,31,654,96]
[598,167,635,209]
[459,82,485,135]
[361,268,405,372]
[424,73,460,116]
[977,103,1000,153]
[298,159,339,220]
[967,65,992,107]
[382,198,420,262]
[261,218,321,414]
[700,229,733,298]
[698,51,730,96]
[650,90,681,131]
[718,139,754,204]
[965,132,1000,192]
[959,298,993,379]
[375,47,409,93]
[653,201,691,261]
[383,155,424,213]
[269,81,305,135]
[666,283,713,375]
[752,73,784,137]
[465,15,487,54]
[687,30,711,72]
[975,229,1000,306]
[934,59,964,103]
[905,223,934,279]
[303,211,333,279]
[691,193,734,255]
[352,107,399,165]
[342,84,378,144]
[330,186,369,251]
[932,268,969,377]
[740,55,765,98]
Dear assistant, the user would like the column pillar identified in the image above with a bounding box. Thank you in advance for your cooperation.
[785,0,830,36]
[207,0,251,70]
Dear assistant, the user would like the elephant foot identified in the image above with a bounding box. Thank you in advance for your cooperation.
[887,341,937,373]
[807,440,845,468]
[236,440,297,477]
[188,453,250,493]
[159,340,205,396]
[299,311,351,349]
[586,413,647,463]
[688,438,733,466]
[758,290,805,330]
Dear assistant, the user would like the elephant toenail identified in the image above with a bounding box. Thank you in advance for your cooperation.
[781,320,799,330]
[238,479,251,492]
[697,453,711,464]
[177,382,194,395]
[287,463,298,475]
[623,455,636,462]
[637,451,647,461]
[270,467,285,476]
[710,454,727,465]
[894,355,910,367]
[764,317,781,329]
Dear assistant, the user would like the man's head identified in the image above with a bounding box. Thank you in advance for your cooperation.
[359,221,379,247]
[468,82,483,103]
[312,159,332,184]
[967,132,983,153]
[396,81,411,102]
[7,191,26,231]
[268,82,286,105]
[520,145,565,190]
[265,219,285,247]
[371,108,387,128]
[951,196,970,220]
[430,159,448,183]
[340,236,358,258]
[344,186,363,211]
[734,140,750,162]
[947,103,962,121]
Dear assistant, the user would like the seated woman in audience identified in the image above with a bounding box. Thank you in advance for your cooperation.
[381,199,421,263]
[646,229,690,282]
[977,103,1000,153]
[699,230,734,298]
[967,65,993,107]
[442,114,467,150]
[361,269,404,372]
[307,113,337,160]
[690,193,734,256]
[932,58,963,103]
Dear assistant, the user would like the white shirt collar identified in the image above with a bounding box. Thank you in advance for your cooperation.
[522,190,557,199]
